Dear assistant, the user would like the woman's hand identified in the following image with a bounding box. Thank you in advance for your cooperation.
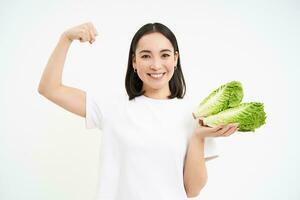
[193,118,239,139]
[62,22,98,44]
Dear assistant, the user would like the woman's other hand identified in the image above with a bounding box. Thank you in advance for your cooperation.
[193,118,239,139]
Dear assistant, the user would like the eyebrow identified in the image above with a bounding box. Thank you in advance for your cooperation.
[138,49,172,54]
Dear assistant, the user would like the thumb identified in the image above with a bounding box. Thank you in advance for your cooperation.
[198,117,205,126]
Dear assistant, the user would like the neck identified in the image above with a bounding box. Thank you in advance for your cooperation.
[143,89,171,100]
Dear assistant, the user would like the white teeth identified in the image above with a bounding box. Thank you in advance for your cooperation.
[150,73,163,78]
[149,73,165,79]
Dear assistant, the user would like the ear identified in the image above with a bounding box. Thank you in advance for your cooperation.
[132,53,136,67]
[174,51,179,66]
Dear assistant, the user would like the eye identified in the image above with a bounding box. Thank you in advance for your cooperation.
[162,54,170,58]
[141,55,150,59]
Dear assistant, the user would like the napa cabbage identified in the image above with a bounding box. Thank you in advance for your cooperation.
[192,81,267,132]
[202,102,266,132]
[192,81,244,118]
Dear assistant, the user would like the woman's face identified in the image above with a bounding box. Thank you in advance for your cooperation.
[132,32,178,98]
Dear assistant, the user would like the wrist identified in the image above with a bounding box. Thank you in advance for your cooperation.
[192,132,205,143]
[60,32,73,44]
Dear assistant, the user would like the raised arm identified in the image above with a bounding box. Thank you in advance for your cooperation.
[38,22,98,117]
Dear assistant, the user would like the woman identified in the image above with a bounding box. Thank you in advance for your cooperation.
[38,22,238,200]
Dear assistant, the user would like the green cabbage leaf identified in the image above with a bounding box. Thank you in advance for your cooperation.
[203,102,267,132]
[193,81,244,118]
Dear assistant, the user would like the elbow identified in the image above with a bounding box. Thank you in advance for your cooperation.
[38,83,61,95]
[185,178,207,198]
[187,191,200,198]
[38,83,45,94]
[38,87,47,96]
[38,87,44,94]
[37,85,52,95]
[186,186,204,198]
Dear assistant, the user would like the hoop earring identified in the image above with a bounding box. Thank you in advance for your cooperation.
[134,68,137,73]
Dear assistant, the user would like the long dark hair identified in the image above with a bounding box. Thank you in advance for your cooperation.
[125,22,186,100]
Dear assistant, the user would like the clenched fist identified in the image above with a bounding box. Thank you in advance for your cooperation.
[62,22,98,44]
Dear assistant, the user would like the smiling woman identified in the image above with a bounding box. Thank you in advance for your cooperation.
[38,21,222,200]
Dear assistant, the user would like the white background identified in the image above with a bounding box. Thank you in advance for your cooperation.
[0,0,299,199]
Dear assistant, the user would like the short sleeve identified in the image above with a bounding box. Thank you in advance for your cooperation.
[85,90,104,130]
[204,137,219,161]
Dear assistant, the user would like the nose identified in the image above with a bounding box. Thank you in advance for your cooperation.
[149,59,162,70]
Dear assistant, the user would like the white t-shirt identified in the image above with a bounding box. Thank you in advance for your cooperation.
[85,90,218,200]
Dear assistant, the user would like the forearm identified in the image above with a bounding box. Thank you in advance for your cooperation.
[38,33,72,94]
[183,134,207,197]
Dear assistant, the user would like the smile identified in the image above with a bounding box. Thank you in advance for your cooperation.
[147,72,166,80]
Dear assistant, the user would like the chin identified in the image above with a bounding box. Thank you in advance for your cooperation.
[147,83,169,91]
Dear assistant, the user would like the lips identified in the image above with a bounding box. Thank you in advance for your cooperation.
[147,72,166,79]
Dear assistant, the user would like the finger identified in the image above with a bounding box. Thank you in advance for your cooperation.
[228,127,238,135]
[79,35,86,42]
[85,28,92,42]
[89,28,96,43]
[222,126,237,137]
[89,33,95,44]
[79,30,89,42]
[215,125,232,136]
[87,23,97,42]
[211,124,225,132]
[81,33,89,42]
[92,26,99,37]
[198,118,204,126]
[87,22,98,35]
[227,123,239,130]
